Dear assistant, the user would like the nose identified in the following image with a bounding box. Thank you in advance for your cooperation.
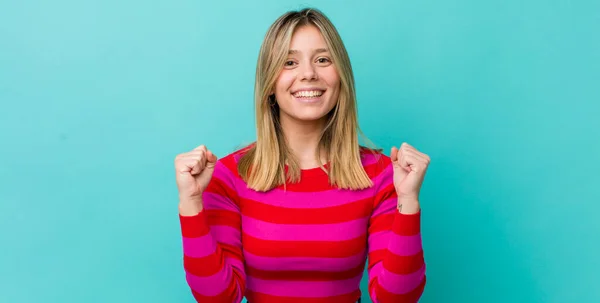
[300,62,318,81]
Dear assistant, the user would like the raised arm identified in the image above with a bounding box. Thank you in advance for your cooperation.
[175,146,246,302]
[366,162,426,302]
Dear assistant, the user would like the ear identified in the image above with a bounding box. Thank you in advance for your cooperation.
[268,94,276,106]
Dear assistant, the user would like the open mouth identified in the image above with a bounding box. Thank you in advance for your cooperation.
[292,90,325,102]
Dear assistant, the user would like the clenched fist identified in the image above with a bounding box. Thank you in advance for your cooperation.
[174,145,217,214]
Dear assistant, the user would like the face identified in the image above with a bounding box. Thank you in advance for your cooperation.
[273,25,341,125]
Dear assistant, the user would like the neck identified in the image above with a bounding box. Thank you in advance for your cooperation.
[280,115,328,169]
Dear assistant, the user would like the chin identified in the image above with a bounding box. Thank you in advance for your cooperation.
[294,115,328,122]
[289,109,333,123]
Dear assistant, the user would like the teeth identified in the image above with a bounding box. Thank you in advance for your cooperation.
[294,90,323,98]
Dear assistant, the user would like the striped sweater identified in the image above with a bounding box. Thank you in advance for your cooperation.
[178,147,426,302]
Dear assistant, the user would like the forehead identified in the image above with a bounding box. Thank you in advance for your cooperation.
[288,24,328,51]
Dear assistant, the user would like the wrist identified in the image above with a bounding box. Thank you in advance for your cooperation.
[397,197,420,214]
[179,196,203,216]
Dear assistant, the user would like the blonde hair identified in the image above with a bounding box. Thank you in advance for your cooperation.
[238,7,379,192]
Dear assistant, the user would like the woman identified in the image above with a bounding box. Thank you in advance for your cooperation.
[174,8,430,303]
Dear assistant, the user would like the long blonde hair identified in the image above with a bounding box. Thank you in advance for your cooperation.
[238,7,379,192]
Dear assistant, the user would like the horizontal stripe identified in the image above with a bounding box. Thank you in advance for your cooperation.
[241,215,369,241]
[369,213,395,234]
[184,244,245,277]
[179,212,210,238]
[283,168,333,192]
[211,226,242,248]
[391,211,421,235]
[205,209,240,229]
[241,196,373,224]
[246,289,361,303]
[388,233,423,256]
[371,263,426,295]
[369,216,396,236]
[374,164,394,188]
[244,250,366,272]
[383,250,425,275]
[247,274,362,297]
[182,234,217,258]
[191,285,241,303]
[371,197,397,218]
[238,186,378,209]
[202,192,239,212]
[368,230,391,252]
[242,233,366,258]
[204,174,240,204]
[372,180,397,210]
[185,258,243,296]
[368,250,424,276]
[369,232,423,256]
[371,275,426,302]
[210,161,238,192]
[184,251,225,277]
[246,262,365,281]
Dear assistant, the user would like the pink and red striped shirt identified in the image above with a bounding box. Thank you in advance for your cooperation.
[178,146,426,302]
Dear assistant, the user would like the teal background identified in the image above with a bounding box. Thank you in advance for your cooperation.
[1,0,599,302]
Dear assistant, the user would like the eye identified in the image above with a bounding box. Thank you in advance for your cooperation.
[317,57,331,64]
[284,60,296,67]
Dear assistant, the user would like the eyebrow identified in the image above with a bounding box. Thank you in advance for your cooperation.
[288,48,329,55]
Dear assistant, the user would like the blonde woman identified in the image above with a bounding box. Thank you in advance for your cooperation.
[174,8,430,303]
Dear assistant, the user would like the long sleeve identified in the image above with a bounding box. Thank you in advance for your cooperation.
[178,160,246,303]
[367,162,426,302]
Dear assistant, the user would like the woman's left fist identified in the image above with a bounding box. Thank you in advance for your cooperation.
[390,143,431,201]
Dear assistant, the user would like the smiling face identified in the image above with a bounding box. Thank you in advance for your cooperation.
[273,24,341,125]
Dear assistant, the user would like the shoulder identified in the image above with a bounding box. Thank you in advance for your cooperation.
[359,145,391,168]
[215,142,255,176]
[359,146,393,188]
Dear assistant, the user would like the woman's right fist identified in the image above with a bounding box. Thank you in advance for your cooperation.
[174,145,218,202]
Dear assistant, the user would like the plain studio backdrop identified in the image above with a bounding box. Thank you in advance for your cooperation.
[1,0,598,302]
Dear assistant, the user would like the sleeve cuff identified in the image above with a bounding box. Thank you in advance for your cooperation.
[179,210,211,238]
[392,209,421,236]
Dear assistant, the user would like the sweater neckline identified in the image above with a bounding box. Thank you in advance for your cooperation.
[285,162,330,177]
